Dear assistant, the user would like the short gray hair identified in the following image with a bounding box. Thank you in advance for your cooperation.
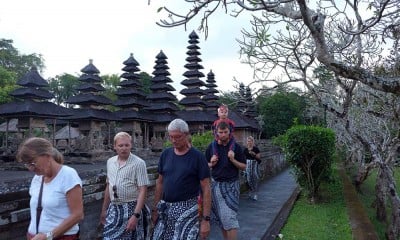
[167,119,189,133]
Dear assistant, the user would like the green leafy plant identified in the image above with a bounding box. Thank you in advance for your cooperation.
[190,131,214,152]
[281,125,335,201]
[164,131,214,152]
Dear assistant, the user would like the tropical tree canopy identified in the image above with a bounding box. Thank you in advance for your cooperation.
[0,39,44,80]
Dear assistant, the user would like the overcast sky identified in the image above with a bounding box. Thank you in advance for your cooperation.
[0,0,258,94]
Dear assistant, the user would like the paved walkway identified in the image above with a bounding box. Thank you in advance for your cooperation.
[209,168,300,240]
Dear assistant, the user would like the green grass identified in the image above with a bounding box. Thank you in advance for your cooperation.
[356,167,400,240]
[278,167,352,240]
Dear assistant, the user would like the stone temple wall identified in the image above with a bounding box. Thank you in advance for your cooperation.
[0,141,285,240]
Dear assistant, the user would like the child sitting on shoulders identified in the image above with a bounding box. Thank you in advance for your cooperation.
[211,104,236,159]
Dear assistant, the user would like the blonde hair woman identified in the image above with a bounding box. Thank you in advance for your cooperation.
[17,137,83,240]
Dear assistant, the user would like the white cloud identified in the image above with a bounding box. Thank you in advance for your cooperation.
[0,0,257,93]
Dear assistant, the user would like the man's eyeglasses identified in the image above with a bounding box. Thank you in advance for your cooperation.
[24,162,36,169]
[112,185,118,199]
[168,134,185,141]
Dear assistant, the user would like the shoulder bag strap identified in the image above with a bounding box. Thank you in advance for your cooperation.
[36,176,45,234]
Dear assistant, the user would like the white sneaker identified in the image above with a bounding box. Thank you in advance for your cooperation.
[252,194,258,201]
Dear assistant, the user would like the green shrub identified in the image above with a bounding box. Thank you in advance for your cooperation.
[164,131,214,152]
[282,125,335,201]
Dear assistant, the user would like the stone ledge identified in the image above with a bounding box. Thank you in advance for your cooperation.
[262,186,301,240]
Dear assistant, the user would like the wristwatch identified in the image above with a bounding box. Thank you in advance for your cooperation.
[133,212,141,218]
[46,231,53,240]
[202,215,211,221]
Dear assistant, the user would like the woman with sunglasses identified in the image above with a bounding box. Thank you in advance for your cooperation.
[16,137,83,240]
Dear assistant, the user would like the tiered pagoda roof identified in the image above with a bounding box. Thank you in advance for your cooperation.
[234,83,259,130]
[202,70,220,110]
[177,31,214,123]
[114,53,151,121]
[243,86,258,118]
[179,31,206,108]
[0,67,70,118]
[65,60,118,121]
[145,50,178,122]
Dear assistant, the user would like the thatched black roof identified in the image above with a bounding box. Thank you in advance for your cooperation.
[180,87,205,95]
[78,74,102,83]
[184,62,204,69]
[122,65,140,72]
[188,31,200,43]
[150,83,175,92]
[180,30,207,109]
[203,94,219,102]
[228,110,258,129]
[183,70,206,79]
[146,92,177,101]
[114,98,148,108]
[16,67,48,87]
[11,87,54,100]
[118,77,143,87]
[185,56,202,62]
[115,88,146,97]
[179,97,206,106]
[152,68,171,76]
[114,110,153,122]
[64,108,120,121]
[114,53,147,112]
[152,75,173,83]
[80,60,100,74]
[144,102,179,112]
[0,99,71,118]
[152,113,178,123]
[66,93,112,105]
[204,88,219,95]
[181,78,206,87]
[205,70,218,87]
[75,83,105,92]
[187,43,200,50]
[123,53,140,65]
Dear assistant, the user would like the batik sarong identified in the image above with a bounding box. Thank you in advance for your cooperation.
[151,197,199,240]
[211,179,240,230]
[246,159,260,193]
[103,201,151,240]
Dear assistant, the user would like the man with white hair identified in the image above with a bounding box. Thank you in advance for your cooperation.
[152,119,211,240]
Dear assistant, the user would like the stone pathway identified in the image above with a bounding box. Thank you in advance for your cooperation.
[209,166,380,240]
[209,168,300,240]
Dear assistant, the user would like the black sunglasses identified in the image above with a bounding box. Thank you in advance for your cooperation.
[112,185,118,199]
